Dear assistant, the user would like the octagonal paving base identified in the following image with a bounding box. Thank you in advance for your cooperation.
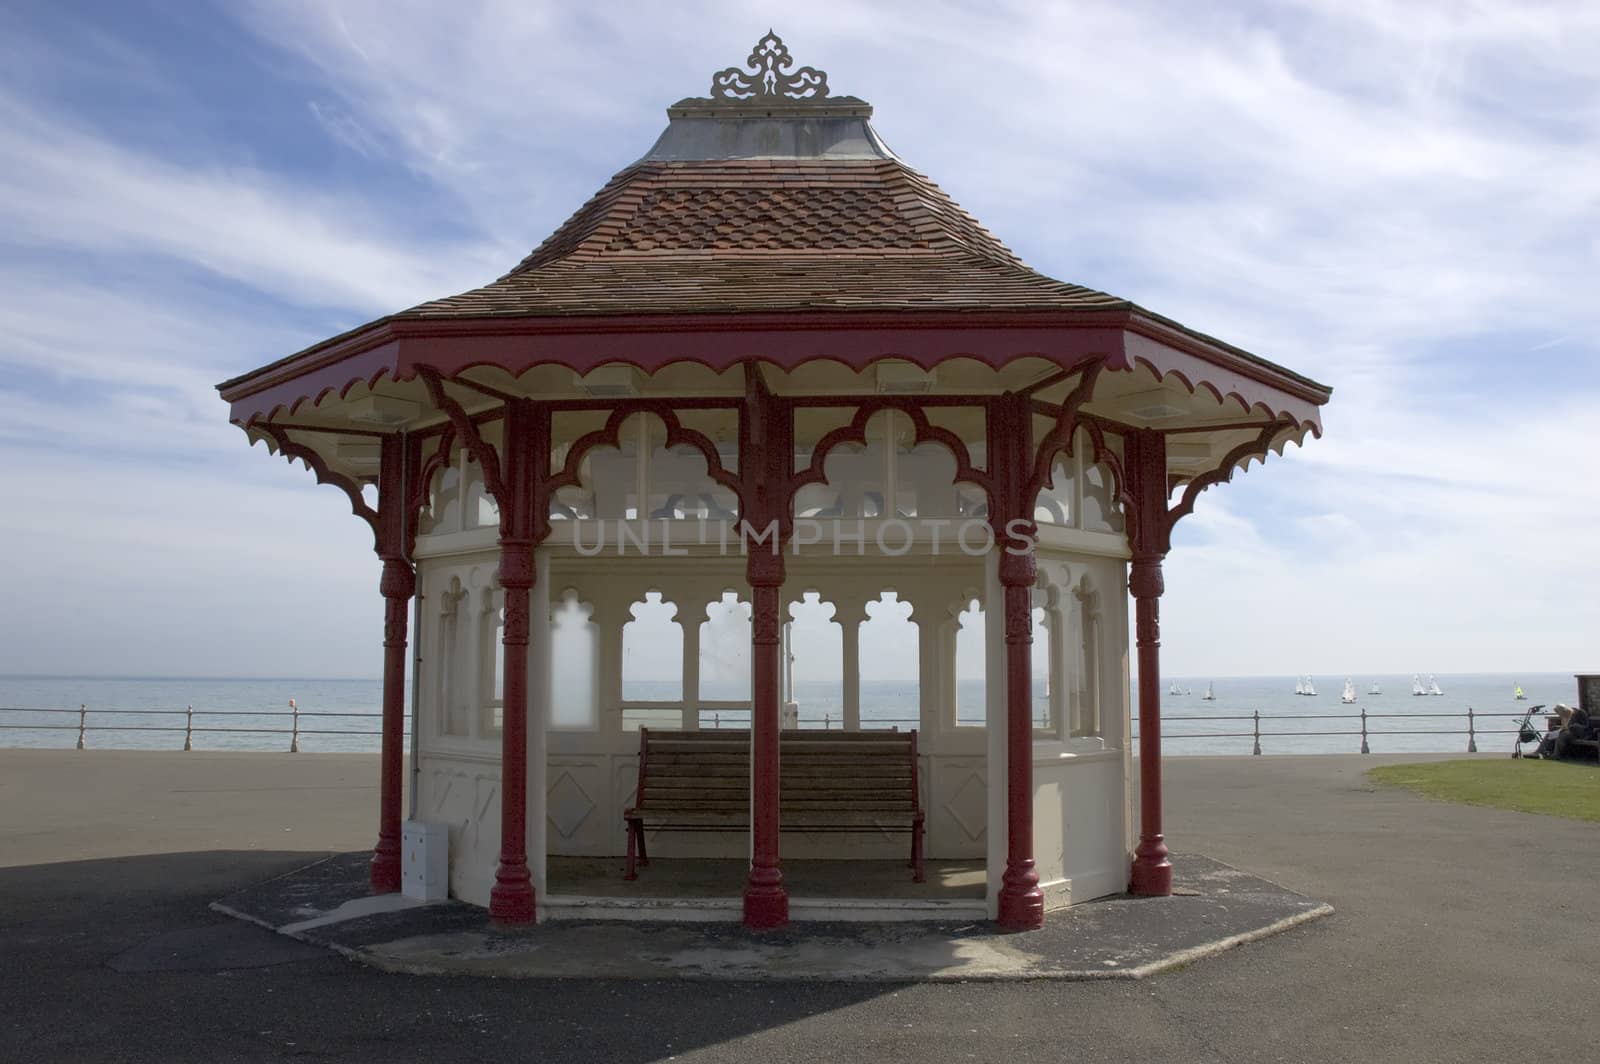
[213,853,1331,982]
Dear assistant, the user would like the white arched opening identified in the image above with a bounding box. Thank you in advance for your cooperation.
[621,591,682,729]
[699,591,751,729]
[859,591,919,730]
[550,590,599,730]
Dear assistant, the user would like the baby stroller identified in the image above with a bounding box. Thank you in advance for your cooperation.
[1511,704,1546,758]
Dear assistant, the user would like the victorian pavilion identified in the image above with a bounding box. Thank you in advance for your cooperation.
[217,34,1330,931]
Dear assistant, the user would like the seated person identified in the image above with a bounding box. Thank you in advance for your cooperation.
[1532,705,1592,760]
[1554,707,1596,761]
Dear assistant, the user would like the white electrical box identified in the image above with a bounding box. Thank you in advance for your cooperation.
[401,820,449,902]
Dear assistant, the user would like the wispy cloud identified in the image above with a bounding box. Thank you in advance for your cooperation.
[0,1,1595,677]
[0,90,509,314]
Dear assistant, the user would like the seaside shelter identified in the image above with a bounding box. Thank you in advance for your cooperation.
[217,33,1330,930]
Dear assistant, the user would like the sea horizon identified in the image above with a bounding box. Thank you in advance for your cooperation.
[1,668,1588,684]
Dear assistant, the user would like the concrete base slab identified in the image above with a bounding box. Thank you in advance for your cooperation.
[214,852,1331,981]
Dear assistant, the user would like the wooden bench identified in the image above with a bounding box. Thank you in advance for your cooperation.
[623,728,924,882]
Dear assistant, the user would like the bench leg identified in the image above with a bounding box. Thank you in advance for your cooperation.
[625,819,639,881]
[911,818,925,884]
[637,822,649,867]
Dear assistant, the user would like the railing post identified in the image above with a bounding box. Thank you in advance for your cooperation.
[183,705,193,751]
[1252,710,1261,756]
[1466,707,1477,753]
[1360,707,1370,754]
[289,698,300,753]
[76,704,86,750]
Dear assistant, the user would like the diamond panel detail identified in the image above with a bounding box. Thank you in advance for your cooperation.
[547,771,596,840]
[944,770,987,842]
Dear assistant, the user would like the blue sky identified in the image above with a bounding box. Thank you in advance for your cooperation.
[1,1,1596,680]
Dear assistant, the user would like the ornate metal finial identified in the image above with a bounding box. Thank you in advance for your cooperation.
[711,31,830,101]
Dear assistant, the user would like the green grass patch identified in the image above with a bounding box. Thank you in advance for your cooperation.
[1367,759,1600,823]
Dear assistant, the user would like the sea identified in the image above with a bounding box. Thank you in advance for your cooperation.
[0,672,1576,756]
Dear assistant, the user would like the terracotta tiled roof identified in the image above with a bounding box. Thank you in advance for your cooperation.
[402,159,1127,319]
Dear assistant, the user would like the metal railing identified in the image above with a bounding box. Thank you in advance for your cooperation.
[1133,708,1530,755]
[1,703,1529,754]
[0,701,405,752]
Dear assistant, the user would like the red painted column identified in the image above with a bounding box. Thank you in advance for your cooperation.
[740,370,790,930]
[745,555,788,929]
[489,540,536,922]
[996,547,1045,930]
[370,556,414,892]
[1129,552,1171,895]
[370,433,413,894]
[991,391,1044,930]
[1127,428,1173,897]
[488,398,541,925]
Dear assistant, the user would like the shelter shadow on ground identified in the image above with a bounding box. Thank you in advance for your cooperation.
[0,851,908,1064]
[213,851,1330,981]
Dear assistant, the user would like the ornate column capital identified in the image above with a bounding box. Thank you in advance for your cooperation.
[379,556,416,601]
[498,541,536,590]
[1128,552,1164,601]
[746,547,786,590]
[997,541,1037,590]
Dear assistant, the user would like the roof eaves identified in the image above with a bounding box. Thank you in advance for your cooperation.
[1124,305,1333,403]
[216,313,400,395]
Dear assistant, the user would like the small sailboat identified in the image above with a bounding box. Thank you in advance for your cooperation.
[1341,679,1356,704]
[1411,675,1427,697]
[1304,676,1317,697]
[1168,682,1183,696]
[1294,677,1306,696]
[1514,684,1527,701]
[1369,681,1382,696]
[1427,675,1443,696]
[1202,682,1216,701]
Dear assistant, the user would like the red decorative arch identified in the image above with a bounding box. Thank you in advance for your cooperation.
[1161,420,1291,545]
[259,424,380,548]
[546,401,745,514]
[1079,418,1133,517]
[408,423,457,534]
[418,369,508,507]
[1024,362,1103,509]
[788,397,995,512]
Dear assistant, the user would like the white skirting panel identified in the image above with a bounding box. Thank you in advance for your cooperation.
[415,752,503,908]
[1032,748,1128,910]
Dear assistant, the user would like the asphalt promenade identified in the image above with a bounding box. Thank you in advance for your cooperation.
[2,748,1593,1063]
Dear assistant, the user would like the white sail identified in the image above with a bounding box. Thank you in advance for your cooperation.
[1169,682,1182,696]
[1294,678,1305,696]
[1411,675,1426,696]
[1305,677,1317,697]
[1341,679,1356,704]
[1202,681,1215,701]
[1428,675,1443,696]
[1368,681,1382,695]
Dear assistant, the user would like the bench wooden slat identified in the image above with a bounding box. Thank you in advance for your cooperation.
[624,727,925,883]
